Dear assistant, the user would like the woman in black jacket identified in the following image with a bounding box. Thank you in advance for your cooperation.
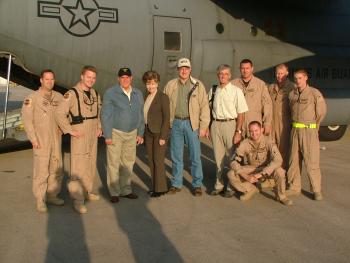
[143,71,170,197]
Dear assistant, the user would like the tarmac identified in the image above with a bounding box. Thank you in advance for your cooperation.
[0,129,350,263]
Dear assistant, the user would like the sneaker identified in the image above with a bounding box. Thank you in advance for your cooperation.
[314,192,323,201]
[47,196,65,206]
[37,200,48,213]
[240,188,259,201]
[224,190,235,198]
[74,203,87,214]
[87,193,100,201]
[167,187,181,194]
[193,187,202,197]
[210,189,224,196]
[286,189,301,197]
[280,198,293,206]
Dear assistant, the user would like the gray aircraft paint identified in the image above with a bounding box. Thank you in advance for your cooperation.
[0,0,349,143]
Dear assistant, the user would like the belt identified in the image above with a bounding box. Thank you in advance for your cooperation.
[292,122,317,129]
[213,118,235,122]
[175,116,190,120]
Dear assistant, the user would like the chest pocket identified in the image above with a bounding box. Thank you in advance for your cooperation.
[299,98,308,104]
[248,147,268,165]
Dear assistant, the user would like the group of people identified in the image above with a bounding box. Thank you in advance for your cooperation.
[21,57,327,214]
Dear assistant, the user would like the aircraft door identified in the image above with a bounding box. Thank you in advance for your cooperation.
[152,16,192,88]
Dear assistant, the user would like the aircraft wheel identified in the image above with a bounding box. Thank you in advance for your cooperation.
[319,125,347,141]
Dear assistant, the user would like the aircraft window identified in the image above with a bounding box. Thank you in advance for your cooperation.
[216,23,224,34]
[164,32,181,51]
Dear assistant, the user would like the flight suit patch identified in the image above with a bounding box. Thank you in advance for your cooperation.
[51,101,59,106]
[64,92,71,99]
[24,98,32,106]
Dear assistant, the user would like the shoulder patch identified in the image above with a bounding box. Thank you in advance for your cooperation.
[64,92,71,99]
[24,98,32,106]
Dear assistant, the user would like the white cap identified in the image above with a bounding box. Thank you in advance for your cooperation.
[177,58,191,68]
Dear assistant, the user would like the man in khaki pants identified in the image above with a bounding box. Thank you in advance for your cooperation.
[227,121,292,205]
[287,69,327,201]
[56,65,102,213]
[232,59,272,137]
[22,69,64,212]
[264,64,295,189]
[207,64,248,197]
[101,68,144,203]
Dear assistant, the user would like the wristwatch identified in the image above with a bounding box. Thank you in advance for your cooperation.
[235,129,242,134]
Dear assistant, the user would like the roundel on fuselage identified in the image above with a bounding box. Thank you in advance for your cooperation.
[37,0,118,37]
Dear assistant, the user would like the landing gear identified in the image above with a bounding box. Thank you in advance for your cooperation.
[319,125,347,141]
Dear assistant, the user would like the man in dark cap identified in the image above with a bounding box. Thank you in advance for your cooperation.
[101,68,144,203]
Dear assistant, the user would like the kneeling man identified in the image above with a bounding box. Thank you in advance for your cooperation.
[227,121,292,205]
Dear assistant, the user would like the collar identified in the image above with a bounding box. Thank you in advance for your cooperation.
[248,136,266,149]
[219,82,231,89]
[177,76,198,86]
[293,84,310,95]
[116,85,135,94]
[240,76,254,85]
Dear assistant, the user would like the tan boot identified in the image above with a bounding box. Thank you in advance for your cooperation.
[240,188,259,201]
[314,192,323,201]
[286,189,301,197]
[87,193,100,201]
[36,200,48,213]
[279,198,293,206]
[74,202,87,214]
[47,196,65,206]
[260,179,276,189]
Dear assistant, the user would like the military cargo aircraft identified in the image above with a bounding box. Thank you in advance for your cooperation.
[1,0,350,148]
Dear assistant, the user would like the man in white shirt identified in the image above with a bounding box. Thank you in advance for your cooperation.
[207,64,249,197]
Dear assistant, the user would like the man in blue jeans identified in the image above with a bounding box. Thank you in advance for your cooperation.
[164,58,210,196]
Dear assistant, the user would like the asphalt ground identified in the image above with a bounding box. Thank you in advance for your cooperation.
[0,129,350,263]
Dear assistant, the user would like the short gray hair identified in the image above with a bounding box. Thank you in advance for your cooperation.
[216,64,232,75]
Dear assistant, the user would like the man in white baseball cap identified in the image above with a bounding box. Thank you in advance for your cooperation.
[177,58,191,68]
[164,58,210,196]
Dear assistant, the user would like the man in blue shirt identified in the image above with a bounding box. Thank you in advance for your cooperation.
[101,68,144,203]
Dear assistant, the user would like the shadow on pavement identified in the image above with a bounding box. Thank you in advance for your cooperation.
[45,163,91,263]
[96,142,184,263]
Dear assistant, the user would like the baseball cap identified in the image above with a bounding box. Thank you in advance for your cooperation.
[177,58,191,68]
[118,67,132,77]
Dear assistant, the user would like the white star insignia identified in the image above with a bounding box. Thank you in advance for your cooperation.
[64,0,96,30]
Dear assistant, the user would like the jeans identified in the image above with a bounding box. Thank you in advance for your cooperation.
[170,119,203,188]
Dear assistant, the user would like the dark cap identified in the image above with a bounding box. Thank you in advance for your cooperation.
[118,67,132,77]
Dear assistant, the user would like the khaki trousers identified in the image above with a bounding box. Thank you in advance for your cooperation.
[68,121,98,203]
[227,165,287,200]
[33,144,63,202]
[145,127,168,192]
[272,123,291,170]
[287,128,321,193]
[210,120,236,191]
[107,129,137,196]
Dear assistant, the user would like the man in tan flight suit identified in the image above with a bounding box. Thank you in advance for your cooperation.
[287,69,327,201]
[207,64,248,197]
[232,59,272,137]
[22,69,64,212]
[227,121,292,205]
[56,65,102,213]
[269,64,295,169]
[264,64,295,189]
